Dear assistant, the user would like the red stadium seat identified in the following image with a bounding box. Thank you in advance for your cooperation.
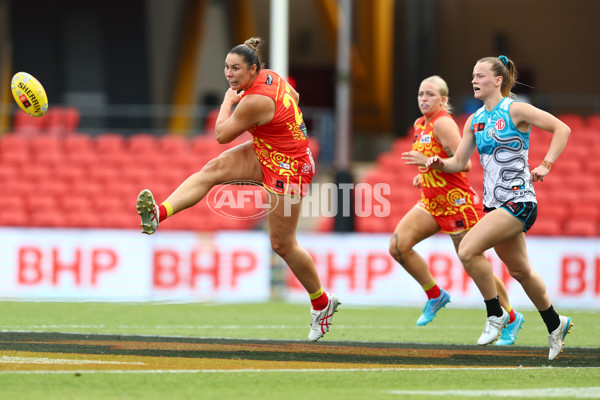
[528,219,562,236]
[569,204,600,220]
[563,218,598,237]
[65,212,97,228]
[128,133,158,155]
[0,166,19,184]
[191,135,222,157]
[587,114,600,131]
[96,133,126,154]
[42,106,81,135]
[536,203,568,225]
[557,113,585,131]
[61,194,92,214]
[54,165,87,185]
[64,134,93,154]
[0,135,30,153]
[0,150,31,167]
[159,135,190,154]
[29,211,64,227]
[13,110,45,134]
[0,209,29,227]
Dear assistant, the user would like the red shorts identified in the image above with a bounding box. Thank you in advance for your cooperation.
[417,201,484,234]
[254,142,316,198]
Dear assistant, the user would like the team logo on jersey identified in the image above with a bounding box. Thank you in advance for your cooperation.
[265,74,273,85]
[473,122,485,133]
[420,135,431,144]
[301,163,312,174]
[495,118,506,131]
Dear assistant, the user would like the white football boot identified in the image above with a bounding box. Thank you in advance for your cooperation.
[137,189,159,234]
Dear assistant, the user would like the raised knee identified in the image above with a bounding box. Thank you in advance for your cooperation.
[197,157,228,185]
[200,157,224,174]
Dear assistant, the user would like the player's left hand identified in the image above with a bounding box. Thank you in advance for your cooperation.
[223,88,243,105]
[530,164,550,182]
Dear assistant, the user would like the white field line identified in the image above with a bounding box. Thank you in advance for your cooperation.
[2,324,484,330]
[0,356,144,365]
[386,387,600,398]
[0,366,599,374]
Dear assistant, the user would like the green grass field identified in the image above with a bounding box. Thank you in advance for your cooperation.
[1,301,599,399]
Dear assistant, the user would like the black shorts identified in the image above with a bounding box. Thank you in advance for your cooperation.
[483,201,538,232]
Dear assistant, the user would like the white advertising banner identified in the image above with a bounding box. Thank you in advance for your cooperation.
[288,233,600,310]
[0,228,598,309]
[0,228,270,302]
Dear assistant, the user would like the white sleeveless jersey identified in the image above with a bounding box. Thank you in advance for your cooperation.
[471,97,537,208]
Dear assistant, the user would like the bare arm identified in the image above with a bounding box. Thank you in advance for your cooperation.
[426,114,477,173]
[402,116,472,171]
[215,90,275,144]
[432,116,472,172]
[510,102,571,182]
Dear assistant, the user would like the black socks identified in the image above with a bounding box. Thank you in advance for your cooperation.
[484,296,503,318]
[540,305,561,333]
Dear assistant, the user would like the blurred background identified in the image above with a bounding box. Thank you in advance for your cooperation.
[1,0,599,234]
[0,0,598,305]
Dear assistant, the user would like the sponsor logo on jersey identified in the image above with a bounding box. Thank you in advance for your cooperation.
[495,118,506,130]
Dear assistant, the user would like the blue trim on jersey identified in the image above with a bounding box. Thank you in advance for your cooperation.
[471,98,531,155]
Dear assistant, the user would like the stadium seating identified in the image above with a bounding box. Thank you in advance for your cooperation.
[0,128,276,231]
[564,218,599,237]
[1,108,597,236]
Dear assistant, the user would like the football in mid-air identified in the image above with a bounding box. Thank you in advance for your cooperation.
[11,72,48,117]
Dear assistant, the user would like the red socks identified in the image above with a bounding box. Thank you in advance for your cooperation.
[310,289,329,310]
[423,281,441,300]
[158,204,168,223]
[507,307,516,324]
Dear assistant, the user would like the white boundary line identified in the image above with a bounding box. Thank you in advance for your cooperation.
[386,387,600,398]
[1,366,599,374]
[0,356,144,365]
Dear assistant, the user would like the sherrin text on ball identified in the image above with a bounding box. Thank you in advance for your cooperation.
[10,72,49,117]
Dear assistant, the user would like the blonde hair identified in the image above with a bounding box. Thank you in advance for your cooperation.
[421,75,453,113]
